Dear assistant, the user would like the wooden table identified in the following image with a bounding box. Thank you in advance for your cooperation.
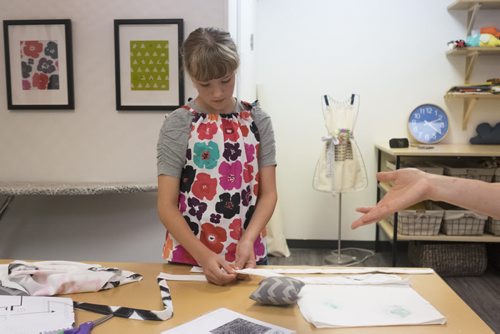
[22,261,487,334]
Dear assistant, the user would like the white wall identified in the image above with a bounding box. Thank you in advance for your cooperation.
[0,0,228,183]
[0,0,229,261]
[255,0,500,241]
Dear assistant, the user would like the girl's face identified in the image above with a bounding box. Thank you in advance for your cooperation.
[192,72,236,114]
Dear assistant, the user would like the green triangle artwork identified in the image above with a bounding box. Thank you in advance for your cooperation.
[130,40,169,91]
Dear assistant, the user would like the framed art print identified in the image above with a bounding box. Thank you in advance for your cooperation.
[114,19,184,111]
[3,19,74,110]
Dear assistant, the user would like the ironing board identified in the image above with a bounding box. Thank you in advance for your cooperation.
[0,181,157,220]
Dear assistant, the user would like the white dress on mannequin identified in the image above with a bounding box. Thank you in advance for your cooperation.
[313,94,367,194]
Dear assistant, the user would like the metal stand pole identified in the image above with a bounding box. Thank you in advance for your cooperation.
[0,195,14,220]
[324,193,357,265]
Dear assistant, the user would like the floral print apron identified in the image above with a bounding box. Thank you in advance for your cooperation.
[162,101,267,265]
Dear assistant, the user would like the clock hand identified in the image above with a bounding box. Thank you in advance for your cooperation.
[429,119,445,130]
[424,120,441,134]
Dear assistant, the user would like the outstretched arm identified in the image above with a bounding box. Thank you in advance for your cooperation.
[351,168,500,229]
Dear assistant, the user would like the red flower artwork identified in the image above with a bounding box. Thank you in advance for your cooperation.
[32,73,49,90]
[23,41,43,58]
[200,223,227,254]
[192,173,217,200]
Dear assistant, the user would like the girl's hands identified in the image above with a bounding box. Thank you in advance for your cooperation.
[198,252,237,286]
[235,239,256,269]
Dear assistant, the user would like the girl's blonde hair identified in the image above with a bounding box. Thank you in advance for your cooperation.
[182,27,239,82]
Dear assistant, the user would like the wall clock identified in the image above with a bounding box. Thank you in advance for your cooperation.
[408,104,449,144]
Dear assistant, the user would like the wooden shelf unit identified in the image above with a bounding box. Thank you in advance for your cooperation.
[448,0,500,35]
[375,143,500,266]
[448,0,500,11]
[446,47,500,83]
[446,0,500,129]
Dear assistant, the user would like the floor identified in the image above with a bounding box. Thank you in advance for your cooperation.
[268,247,500,333]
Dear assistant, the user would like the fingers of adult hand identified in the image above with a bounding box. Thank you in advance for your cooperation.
[351,218,374,229]
[355,207,373,214]
[376,171,397,183]
[351,207,388,229]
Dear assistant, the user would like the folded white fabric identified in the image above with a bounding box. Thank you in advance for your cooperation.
[4,260,142,296]
[298,285,446,328]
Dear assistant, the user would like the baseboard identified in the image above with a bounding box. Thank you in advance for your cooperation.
[286,239,408,252]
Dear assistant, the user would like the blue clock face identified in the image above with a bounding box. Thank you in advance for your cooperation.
[408,104,449,144]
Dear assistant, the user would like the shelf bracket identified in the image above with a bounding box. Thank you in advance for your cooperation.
[466,3,481,37]
[465,51,479,83]
[462,97,478,130]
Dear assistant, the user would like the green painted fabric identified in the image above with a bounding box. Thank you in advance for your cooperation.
[130,40,169,91]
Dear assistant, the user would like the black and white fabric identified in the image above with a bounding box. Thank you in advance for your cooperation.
[3,260,142,296]
[73,274,173,321]
[250,276,305,305]
[0,261,174,321]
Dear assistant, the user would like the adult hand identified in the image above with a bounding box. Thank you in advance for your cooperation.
[351,168,433,229]
[198,252,237,285]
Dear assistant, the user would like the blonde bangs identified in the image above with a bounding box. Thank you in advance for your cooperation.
[189,46,238,82]
[182,27,239,82]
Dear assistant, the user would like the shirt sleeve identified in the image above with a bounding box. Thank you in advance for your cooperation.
[157,108,191,177]
[252,103,277,168]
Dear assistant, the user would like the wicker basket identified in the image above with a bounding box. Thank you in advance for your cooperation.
[443,166,495,182]
[433,202,487,235]
[408,241,487,276]
[486,218,500,235]
[440,209,487,235]
[388,202,443,236]
[400,162,444,175]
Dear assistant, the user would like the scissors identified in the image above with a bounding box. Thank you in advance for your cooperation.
[63,313,113,334]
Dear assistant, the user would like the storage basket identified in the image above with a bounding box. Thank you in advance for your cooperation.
[400,162,444,175]
[440,209,487,236]
[388,202,443,236]
[486,218,500,235]
[443,166,495,182]
[408,241,487,276]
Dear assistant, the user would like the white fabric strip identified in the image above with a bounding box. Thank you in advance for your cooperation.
[158,273,207,282]
[290,274,409,285]
[232,267,434,276]
[163,272,409,286]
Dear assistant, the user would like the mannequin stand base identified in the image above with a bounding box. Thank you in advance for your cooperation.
[324,251,357,265]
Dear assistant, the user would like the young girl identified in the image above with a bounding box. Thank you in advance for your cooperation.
[157,27,277,285]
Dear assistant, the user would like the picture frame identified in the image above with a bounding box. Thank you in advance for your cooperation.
[3,19,74,110]
[114,19,184,111]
